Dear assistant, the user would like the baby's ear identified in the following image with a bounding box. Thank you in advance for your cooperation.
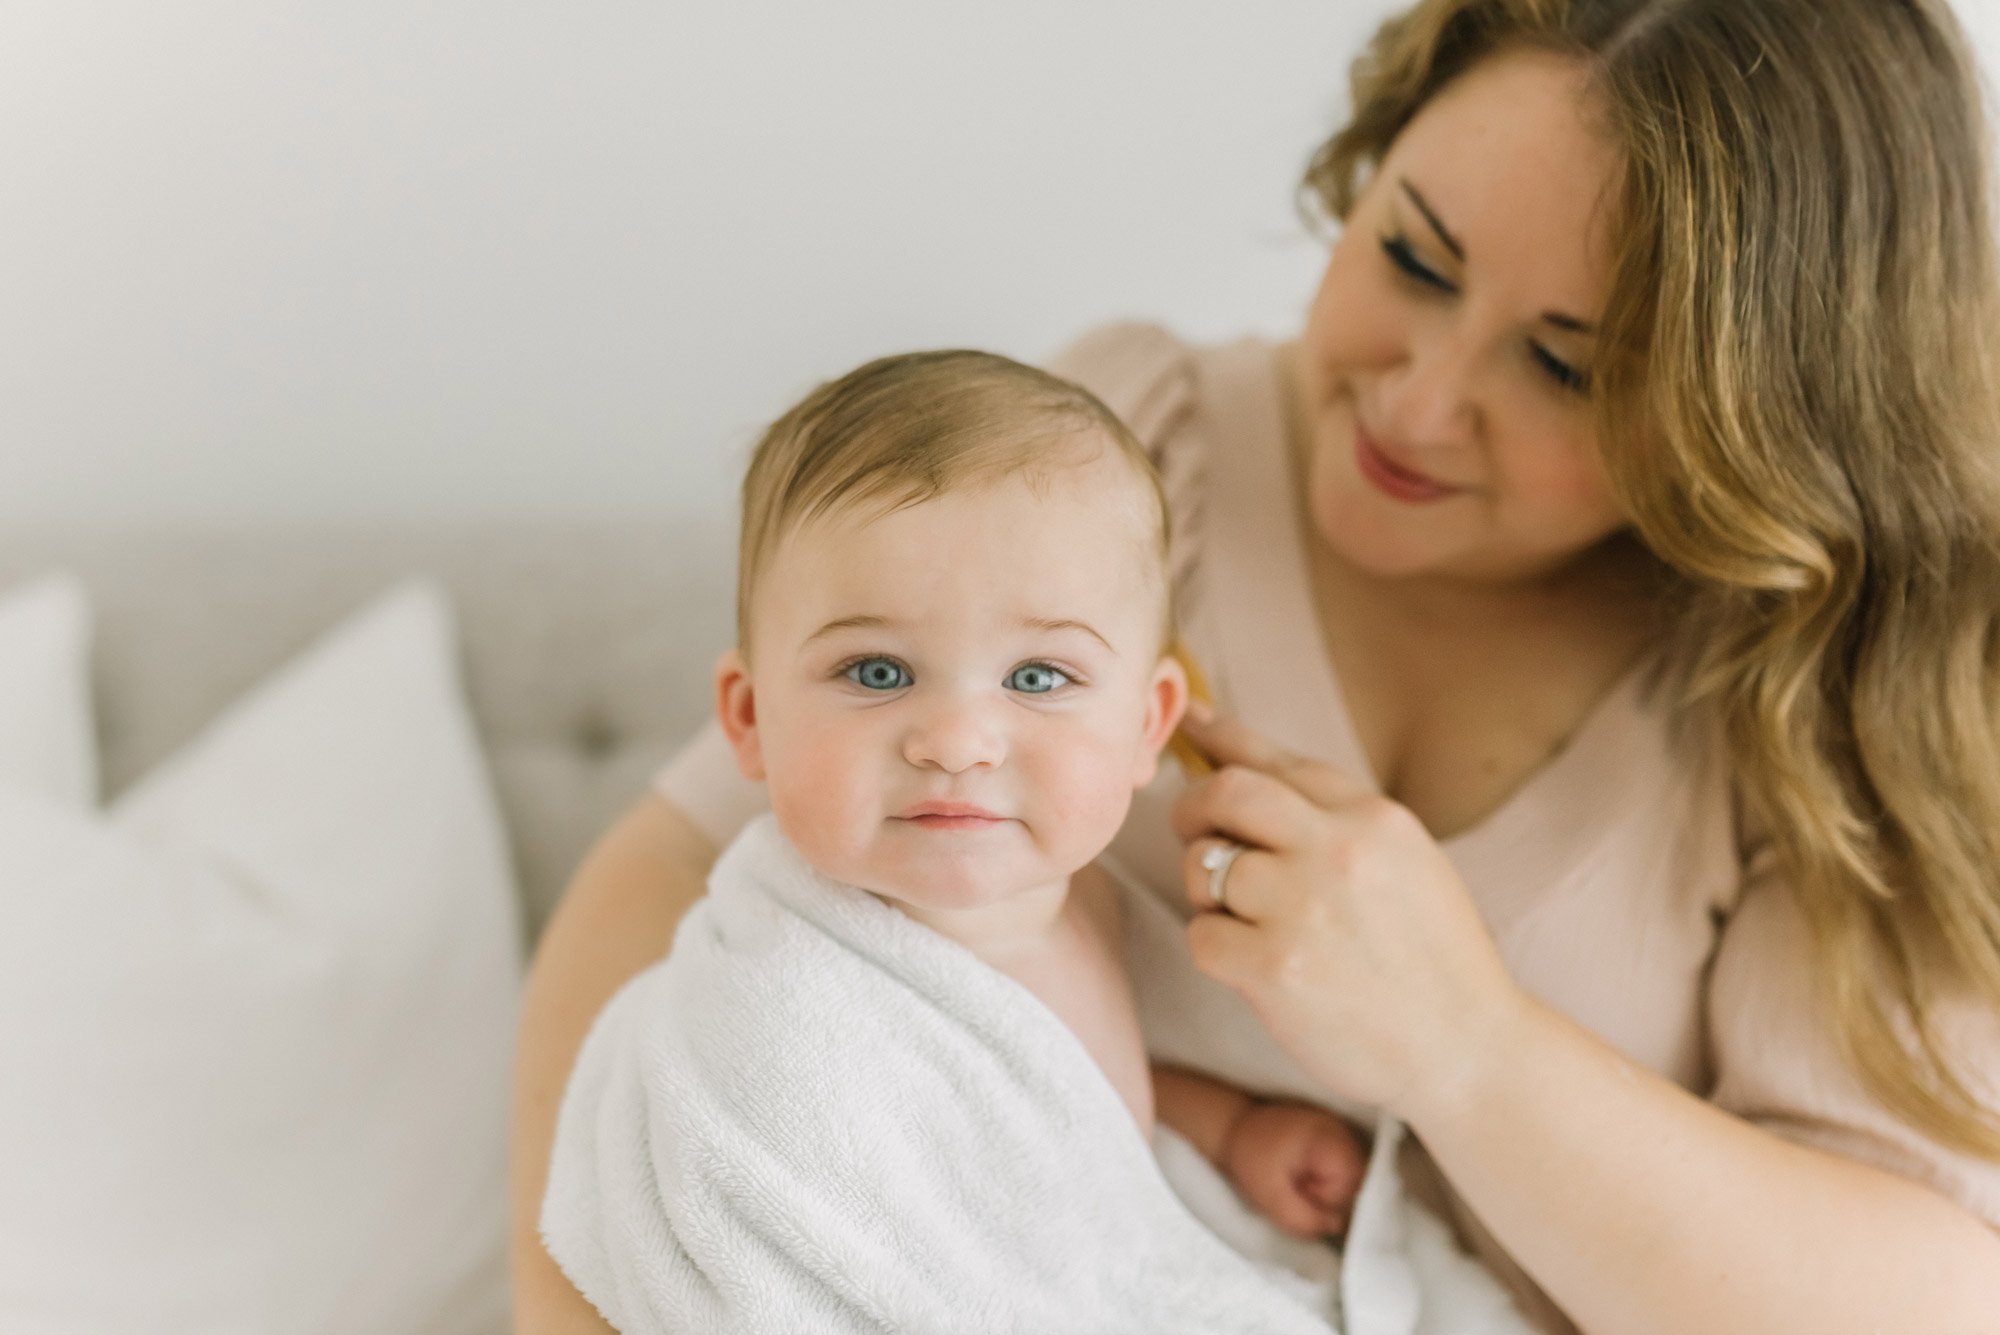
[1132,652,1191,788]
[714,647,766,782]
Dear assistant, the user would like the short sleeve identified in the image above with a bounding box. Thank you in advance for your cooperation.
[1044,322,1205,616]
[1706,849,2000,1227]
[651,719,769,852]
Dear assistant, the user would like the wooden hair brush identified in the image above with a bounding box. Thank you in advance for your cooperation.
[1165,640,1216,779]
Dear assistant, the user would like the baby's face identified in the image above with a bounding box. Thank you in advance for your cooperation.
[718,444,1185,912]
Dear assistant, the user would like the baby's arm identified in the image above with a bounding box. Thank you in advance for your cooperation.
[1153,1064,1366,1241]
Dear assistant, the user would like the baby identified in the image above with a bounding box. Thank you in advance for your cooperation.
[542,350,1363,1333]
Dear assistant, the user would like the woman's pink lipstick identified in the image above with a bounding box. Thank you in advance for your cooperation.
[1355,426,1458,503]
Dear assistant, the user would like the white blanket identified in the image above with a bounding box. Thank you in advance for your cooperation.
[542,814,1536,1334]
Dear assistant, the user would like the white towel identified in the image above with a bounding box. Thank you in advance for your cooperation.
[542,813,1337,1333]
[542,813,1537,1334]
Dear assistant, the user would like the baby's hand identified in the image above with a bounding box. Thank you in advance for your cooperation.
[1221,1101,1367,1241]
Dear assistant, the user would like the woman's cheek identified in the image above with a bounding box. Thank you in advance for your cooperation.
[1309,226,1409,375]
[1509,434,1624,538]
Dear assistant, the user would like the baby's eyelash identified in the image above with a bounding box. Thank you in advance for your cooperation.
[828,655,1090,691]
[1006,660,1085,694]
[835,654,913,690]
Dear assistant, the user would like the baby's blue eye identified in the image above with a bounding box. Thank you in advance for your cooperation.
[845,657,911,691]
[1005,663,1071,695]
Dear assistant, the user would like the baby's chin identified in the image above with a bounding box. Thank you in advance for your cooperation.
[851,850,1051,910]
[869,873,1047,914]
[835,839,1080,910]
[780,813,1116,909]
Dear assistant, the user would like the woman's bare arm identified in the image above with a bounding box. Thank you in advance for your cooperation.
[1409,998,2000,1335]
[508,792,719,1333]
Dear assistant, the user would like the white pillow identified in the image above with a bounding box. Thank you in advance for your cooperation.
[0,581,521,1335]
[0,574,95,808]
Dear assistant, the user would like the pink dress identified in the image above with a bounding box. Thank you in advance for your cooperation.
[654,323,2000,1332]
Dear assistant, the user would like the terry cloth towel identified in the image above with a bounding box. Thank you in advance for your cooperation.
[541,813,1336,1333]
[542,814,1537,1334]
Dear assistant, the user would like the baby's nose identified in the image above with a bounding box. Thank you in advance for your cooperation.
[901,696,1006,774]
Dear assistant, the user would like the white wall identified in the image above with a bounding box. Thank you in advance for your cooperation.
[0,1,1389,523]
[3,1,1997,525]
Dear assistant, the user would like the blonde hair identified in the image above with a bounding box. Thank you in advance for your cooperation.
[735,349,1171,655]
[1306,0,2000,1158]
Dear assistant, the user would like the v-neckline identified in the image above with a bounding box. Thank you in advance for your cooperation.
[1186,336,1652,856]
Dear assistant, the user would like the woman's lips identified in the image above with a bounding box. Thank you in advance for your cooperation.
[1354,426,1459,503]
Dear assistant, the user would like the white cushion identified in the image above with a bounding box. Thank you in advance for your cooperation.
[0,581,520,1335]
[0,574,94,808]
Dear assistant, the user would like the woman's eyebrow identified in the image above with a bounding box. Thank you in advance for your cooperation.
[1399,180,1464,261]
[1400,178,1598,335]
[1542,311,1597,336]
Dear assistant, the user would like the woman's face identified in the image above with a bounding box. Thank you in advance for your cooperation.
[1295,48,1629,586]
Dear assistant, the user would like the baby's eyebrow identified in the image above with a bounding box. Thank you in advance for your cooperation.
[803,614,1115,654]
[805,615,892,645]
[1022,617,1115,654]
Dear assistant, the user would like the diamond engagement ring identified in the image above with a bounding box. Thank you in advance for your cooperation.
[1199,840,1246,913]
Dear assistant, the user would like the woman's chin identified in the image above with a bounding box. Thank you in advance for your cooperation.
[1314,500,1469,582]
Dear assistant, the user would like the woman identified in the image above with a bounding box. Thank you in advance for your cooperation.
[512,1,2000,1329]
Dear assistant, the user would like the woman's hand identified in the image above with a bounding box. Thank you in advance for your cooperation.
[1172,703,1529,1124]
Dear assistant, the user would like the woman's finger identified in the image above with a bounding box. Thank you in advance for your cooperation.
[1178,703,1372,809]
[1175,700,1289,768]
[1183,836,1273,922]
[1183,902,1265,988]
[1168,761,1324,849]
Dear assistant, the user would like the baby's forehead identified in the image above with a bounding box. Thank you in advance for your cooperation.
[806,453,1160,562]
[826,441,1159,539]
[761,460,1168,630]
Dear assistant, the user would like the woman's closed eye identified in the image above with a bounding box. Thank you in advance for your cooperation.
[1380,232,1593,395]
[1380,233,1453,294]
[1530,342,1590,393]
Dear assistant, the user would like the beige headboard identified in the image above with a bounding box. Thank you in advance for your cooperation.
[0,518,737,942]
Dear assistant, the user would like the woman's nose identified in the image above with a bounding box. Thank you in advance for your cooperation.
[901,695,1006,774]
[1382,325,1484,450]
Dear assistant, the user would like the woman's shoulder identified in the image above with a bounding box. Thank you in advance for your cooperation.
[1703,856,2000,1228]
[1045,320,1206,449]
[1045,322,1292,607]
[1045,319,1293,455]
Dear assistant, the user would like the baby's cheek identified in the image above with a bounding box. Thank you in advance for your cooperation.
[764,733,876,872]
[1030,741,1142,862]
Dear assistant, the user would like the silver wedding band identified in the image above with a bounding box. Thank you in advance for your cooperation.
[1200,840,1246,913]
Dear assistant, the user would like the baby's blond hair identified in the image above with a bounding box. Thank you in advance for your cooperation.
[735,349,1171,655]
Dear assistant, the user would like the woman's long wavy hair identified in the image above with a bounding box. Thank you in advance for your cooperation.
[1305,0,2000,1157]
